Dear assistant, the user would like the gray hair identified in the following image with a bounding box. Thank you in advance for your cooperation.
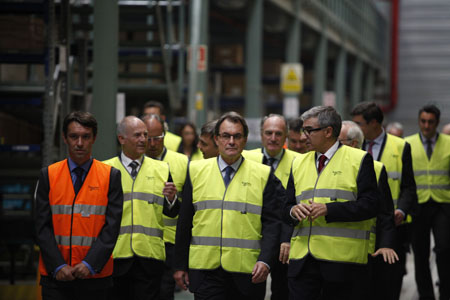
[342,120,364,149]
[386,122,403,132]
[141,114,166,133]
[260,114,287,134]
[301,106,342,138]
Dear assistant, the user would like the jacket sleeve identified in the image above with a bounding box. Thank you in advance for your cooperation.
[258,173,282,268]
[35,167,66,276]
[375,166,396,249]
[397,142,418,217]
[83,167,123,273]
[173,170,194,271]
[326,153,380,222]
[284,172,299,227]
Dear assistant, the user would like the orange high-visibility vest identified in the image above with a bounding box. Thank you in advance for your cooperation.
[39,159,113,278]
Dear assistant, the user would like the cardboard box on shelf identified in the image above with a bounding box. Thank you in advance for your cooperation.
[0,64,28,82]
[213,44,244,66]
[222,74,245,97]
[263,84,282,103]
[0,15,45,53]
[263,59,282,76]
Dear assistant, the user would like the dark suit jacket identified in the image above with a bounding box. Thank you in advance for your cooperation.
[375,165,396,249]
[173,157,282,293]
[113,171,180,277]
[365,134,418,217]
[35,161,123,289]
[284,150,380,282]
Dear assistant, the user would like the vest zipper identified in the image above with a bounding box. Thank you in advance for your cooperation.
[69,193,77,266]
[220,180,228,268]
[130,173,136,256]
[308,160,326,257]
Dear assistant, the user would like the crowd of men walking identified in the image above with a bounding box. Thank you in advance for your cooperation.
[35,101,450,300]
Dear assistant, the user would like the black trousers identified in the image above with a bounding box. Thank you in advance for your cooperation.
[159,242,176,300]
[42,285,108,300]
[412,201,450,300]
[288,256,355,300]
[111,258,165,300]
[270,259,289,300]
[192,267,266,300]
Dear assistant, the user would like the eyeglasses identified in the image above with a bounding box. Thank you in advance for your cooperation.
[148,133,165,142]
[338,138,352,144]
[302,126,328,135]
[217,133,244,141]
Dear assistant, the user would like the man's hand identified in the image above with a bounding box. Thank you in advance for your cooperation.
[309,200,327,220]
[72,263,90,279]
[174,270,189,290]
[394,209,405,226]
[251,262,269,283]
[371,248,399,264]
[55,265,75,281]
[163,182,177,203]
[279,242,290,264]
[291,203,312,222]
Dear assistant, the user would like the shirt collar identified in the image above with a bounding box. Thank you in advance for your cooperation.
[263,147,284,161]
[68,157,92,173]
[420,132,438,144]
[218,155,243,172]
[121,152,144,167]
[317,140,340,161]
[154,147,167,161]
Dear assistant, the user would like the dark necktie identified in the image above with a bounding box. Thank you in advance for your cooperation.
[267,157,275,170]
[367,140,375,157]
[426,139,433,159]
[129,161,139,178]
[318,155,327,173]
[224,166,233,187]
[73,167,84,194]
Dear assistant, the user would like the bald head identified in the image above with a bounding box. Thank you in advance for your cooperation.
[260,114,288,157]
[117,116,148,160]
[442,123,450,135]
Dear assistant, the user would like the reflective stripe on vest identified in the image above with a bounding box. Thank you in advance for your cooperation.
[296,189,356,203]
[405,133,450,204]
[193,199,262,215]
[188,158,270,274]
[290,146,372,265]
[103,156,169,260]
[39,159,113,279]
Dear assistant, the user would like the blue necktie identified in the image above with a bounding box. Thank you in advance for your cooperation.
[224,166,233,187]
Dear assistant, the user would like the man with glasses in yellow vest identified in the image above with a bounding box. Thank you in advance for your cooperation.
[142,114,189,300]
[405,104,450,300]
[104,116,179,300]
[351,102,417,300]
[285,106,380,300]
[35,111,123,300]
[246,114,299,300]
[173,111,282,299]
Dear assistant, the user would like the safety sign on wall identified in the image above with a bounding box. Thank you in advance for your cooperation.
[281,63,303,94]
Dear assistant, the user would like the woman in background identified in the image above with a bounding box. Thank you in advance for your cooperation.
[177,122,202,161]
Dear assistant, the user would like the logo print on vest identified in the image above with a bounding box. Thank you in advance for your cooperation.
[242,182,251,186]
[332,171,342,176]
[89,186,99,191]
[146,176,154,180]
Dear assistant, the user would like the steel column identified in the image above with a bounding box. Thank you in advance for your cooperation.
[91,1,118,160]
[334,47,347,117]
[350,57,363,110]
[313,23,328,107]
[364,67,375,102]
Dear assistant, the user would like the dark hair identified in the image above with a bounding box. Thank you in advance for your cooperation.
[260,114,287,134]
[201,120,217,137]
[419,104,440,122]
[350,102,384,124]
[288,117,303,133]
[143,101,165,115]
[63,111,97,137]
[301,106,342,138]
[141,114,166,133]
[214,111,249,138]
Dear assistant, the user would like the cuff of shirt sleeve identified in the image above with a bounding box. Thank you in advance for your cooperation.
[165,194,178,208]
[82,261,96,275]
[396,208,406,218]
[289,207,297,220]
[54,264,67,278]
[257,261,270,271]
